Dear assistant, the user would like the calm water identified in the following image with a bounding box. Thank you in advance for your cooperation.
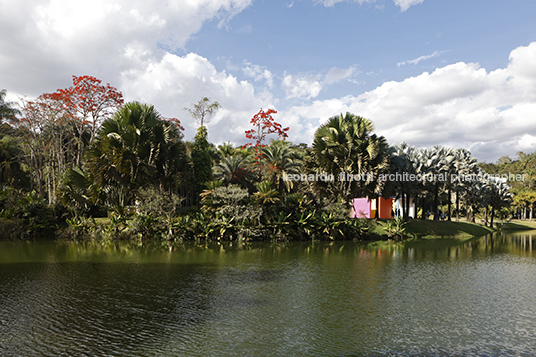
[1,232,536,356]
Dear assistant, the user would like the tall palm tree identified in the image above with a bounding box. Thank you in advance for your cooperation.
[451,148,478,221]
[261,140,302,193]
[86,102,191,209]
[313,112,389,205]
[416,146,455,220]
[487,178,513,227]
[388,142,419,218]
[462,167,491,223]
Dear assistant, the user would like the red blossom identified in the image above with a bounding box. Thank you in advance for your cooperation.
[164,117,185,131]
[243,108,290,175]
[43,75,124,141]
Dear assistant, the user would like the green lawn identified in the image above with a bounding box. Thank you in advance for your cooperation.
[370,217,536,241]
[500,219,536,230]
[370,218,495,240]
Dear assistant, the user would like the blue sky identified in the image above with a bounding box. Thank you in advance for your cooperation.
[1,0,536,161]
[187,0,536,97]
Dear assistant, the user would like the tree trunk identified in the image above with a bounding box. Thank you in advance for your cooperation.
[405,194,410,219]
[37,151,44,197]
[456,191,460,222]
[490,206,495,228]
[433,183,439,220]
[531,204,533,222]
[466,204,472,222]
[29,150,34,191]
[484,206,488,227]
[447,188,451,221]
[421,195,426,220]
[401,193,406,218]
[48,171,53,206]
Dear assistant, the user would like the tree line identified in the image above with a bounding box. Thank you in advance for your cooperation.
[0,76,524,241]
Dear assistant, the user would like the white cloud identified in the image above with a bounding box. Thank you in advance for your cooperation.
[242,62,274,88]
[281,65,358,100]
[314,0,424,11]
[0,0,253,97]
[285,42,536,162]
[314,0,373,6]
[393,0,425,11]
[282,74,323,99]
[397,50,447,67]
[325,65,358,84]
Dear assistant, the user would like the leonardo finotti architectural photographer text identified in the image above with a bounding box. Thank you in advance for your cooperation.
[284,172,526,183]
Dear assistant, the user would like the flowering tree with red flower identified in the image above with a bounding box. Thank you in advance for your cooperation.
[42,75,124,165]
[244,108,290,175]
[44,75,124,138]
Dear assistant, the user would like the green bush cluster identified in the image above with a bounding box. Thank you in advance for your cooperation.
[0,188,61,239]
[62,185,370,242]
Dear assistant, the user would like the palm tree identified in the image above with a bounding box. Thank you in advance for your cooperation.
[451,149,478,221]
[261,140,302,193]
[86,102,191,210]
[487,178,513,227]
[213,154,255,189]
[441,147,457,220]
[461,167,493,223]
[415,146,455,220]
[313,112,389,206]
[387,142,419,219]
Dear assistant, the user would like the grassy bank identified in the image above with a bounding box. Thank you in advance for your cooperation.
[500,219,536,231]
[371,219,496,240]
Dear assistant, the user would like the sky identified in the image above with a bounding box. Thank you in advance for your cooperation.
[1,0,536,162]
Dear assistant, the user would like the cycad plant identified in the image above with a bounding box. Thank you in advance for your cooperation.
[213,154,255,190]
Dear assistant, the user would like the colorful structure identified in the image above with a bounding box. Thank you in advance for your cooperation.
[351,197,394,219]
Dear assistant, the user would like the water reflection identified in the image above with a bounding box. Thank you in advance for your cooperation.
[1,232,536,356]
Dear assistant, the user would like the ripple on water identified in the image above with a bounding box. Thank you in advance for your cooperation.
[1,236,536,356]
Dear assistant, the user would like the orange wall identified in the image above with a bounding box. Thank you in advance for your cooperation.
[378,198,394,219]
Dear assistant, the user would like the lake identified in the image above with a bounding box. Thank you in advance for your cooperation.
[1,231,536,356]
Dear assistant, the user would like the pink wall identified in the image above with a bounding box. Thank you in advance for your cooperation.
[351,198,371,218]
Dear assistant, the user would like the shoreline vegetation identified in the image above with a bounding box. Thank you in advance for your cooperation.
[1,214,535,243]
[1,79,536,244]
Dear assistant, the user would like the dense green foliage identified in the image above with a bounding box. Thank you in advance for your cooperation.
[480,152,536,220]
[0,81,530,242]
[86,102,191,211]
[313,113,390,204]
